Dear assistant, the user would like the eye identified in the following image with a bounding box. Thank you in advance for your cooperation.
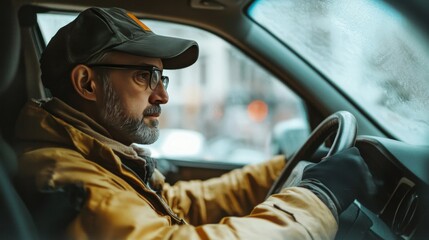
[133,71,150,85]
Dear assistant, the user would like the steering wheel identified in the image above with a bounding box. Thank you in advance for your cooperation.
[267,111,357,196]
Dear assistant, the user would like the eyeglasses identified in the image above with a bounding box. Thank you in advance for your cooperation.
[87,64,169,90]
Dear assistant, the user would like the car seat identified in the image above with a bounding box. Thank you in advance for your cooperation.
[0,1,38,239]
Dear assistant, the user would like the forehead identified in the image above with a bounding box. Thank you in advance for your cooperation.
[103,51,163,69]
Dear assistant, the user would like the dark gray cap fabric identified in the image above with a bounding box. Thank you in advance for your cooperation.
[40,7,199,89]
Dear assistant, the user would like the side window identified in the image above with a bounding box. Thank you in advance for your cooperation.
[37,13,309,164]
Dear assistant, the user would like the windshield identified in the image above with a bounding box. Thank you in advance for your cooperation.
[249,0,429,145]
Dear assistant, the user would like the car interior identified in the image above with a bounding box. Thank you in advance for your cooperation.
[1,0,428,239]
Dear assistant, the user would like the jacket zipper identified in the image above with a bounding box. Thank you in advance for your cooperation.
[121,163,186,225]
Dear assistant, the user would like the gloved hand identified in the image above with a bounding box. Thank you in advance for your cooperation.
[298,147,376,217]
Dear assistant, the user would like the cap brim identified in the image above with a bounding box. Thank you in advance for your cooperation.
[111,33,199,69]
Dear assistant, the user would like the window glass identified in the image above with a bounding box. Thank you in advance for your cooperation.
[249,0,429,145]
[37,13,309,164]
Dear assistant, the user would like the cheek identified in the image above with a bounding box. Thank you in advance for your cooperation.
[123,94,150,118]
[112,80,151,118]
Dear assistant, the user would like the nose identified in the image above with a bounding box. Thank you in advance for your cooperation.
[149,83,169,105]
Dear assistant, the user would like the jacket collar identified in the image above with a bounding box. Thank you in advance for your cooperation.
[36,97,141,160]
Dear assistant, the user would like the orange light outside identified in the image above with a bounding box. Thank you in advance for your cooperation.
[247,100,269,122]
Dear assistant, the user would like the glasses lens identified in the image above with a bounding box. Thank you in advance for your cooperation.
[150,70,160,89]
[162,76,169,90]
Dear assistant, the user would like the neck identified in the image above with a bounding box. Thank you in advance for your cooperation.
[65,94,102,129]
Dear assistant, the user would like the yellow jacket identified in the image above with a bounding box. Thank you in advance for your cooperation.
[15,98,337,239]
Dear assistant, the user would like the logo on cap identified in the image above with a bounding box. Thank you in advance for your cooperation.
[126,12,151,31]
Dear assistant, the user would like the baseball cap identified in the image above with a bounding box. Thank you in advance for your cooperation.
[40,7,199,90]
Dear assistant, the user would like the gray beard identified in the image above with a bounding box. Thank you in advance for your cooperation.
[99,79,160,144]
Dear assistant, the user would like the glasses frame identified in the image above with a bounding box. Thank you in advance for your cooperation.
[87,64,169,90]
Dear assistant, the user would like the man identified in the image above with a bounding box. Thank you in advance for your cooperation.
[14,7,374,239]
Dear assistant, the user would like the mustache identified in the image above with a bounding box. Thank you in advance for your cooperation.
[143,105,161,116]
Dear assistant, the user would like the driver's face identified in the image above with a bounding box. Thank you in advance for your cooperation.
[95,52,169,145]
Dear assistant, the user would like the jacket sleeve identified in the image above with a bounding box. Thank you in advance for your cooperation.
[76,156,337,240]
[70,185,337,240]
[161,155,285,224]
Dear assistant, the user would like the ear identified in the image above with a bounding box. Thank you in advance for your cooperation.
[70,64,98,101]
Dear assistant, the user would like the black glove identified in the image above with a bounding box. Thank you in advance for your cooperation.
[299,147,376,216]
